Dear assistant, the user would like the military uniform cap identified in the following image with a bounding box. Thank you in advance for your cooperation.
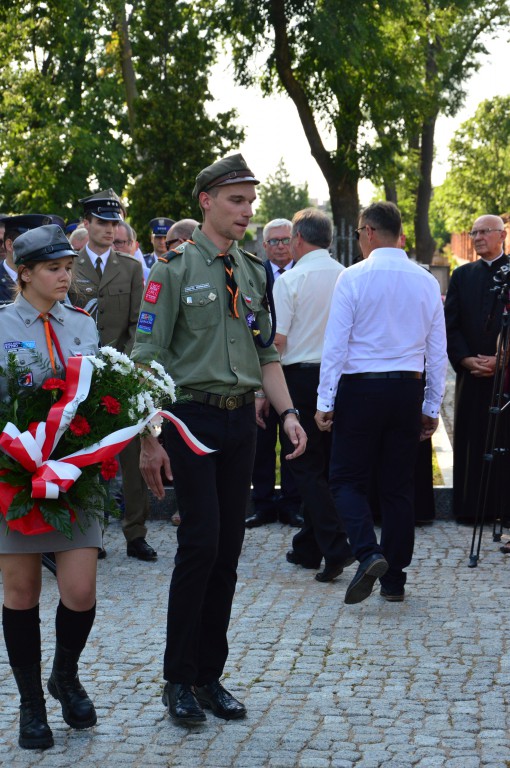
[65,219,80,234]
[192,153,259,199]
[13,224,77,266]
[49,214,66,229]
[149,217,175,236]
[78,188,124,221]
[0,213,53,234]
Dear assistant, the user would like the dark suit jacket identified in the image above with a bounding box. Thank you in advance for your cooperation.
[69,248,144,354]
[0,261,16,304]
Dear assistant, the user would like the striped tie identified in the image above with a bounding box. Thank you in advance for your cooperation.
[218,253,239,318]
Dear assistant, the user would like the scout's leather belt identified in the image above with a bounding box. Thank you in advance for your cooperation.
[342,371,422,380]
[180,387,255,410]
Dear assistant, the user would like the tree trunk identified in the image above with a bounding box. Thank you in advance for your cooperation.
[114,4,138,139]
[328,177,360,266]
[414,113,437,265]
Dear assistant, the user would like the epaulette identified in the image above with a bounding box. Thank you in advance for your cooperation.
[240,248,263,265]
[64,304,91,317]
[158,242,189,263]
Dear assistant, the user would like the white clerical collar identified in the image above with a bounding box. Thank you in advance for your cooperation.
[482,252,505,266]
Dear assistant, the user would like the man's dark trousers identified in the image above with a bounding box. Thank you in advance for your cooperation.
[162,401,256,685]
[329,377,423,591]
[251,404,301,517]
[282,365,351,566]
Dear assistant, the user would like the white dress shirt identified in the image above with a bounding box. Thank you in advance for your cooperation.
[273,249,344,365]
[270,260,293,281]
[86,244,110,271]
[317,247,447,417]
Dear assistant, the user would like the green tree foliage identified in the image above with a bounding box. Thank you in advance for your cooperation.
[254,159,309,222]
[0,0,243,239]
[431,96,510,235]
[211,0,510,263]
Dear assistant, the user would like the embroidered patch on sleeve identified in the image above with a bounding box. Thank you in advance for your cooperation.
[137,312,156,334]
[144,281,162,304]
[18,372,34,387]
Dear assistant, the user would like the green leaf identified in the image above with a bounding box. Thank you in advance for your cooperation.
[38,501,73,540]
[5,488,33,520]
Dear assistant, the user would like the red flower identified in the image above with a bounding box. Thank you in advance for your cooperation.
[101,395,121,415]
[100,458,119,481]
[69,415,91,437]
[42,378,67,391]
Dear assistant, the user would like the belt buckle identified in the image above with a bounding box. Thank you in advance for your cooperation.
[225,396,237,410]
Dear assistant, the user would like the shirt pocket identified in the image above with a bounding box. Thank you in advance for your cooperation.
[181,287,220,330]
[106,282,131,312]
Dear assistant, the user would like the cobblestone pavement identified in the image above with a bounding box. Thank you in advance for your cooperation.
[1,516,509,768]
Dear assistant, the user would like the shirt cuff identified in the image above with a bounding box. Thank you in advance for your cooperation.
[422,401,441,419]
[317,397,335,412]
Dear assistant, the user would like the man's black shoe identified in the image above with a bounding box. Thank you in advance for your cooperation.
[344,554,388,605]
[162,683,206,726]
[380,586,405,602]
[245,510,277,528]
[194,680,246,720]
[286,550,321,569]
[127,537,157,561]
[315,555,356,583]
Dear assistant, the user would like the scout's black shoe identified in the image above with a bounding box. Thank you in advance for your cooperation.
[315,554,356,583]
[47,643,97,729]
[344,554,389,605]
[194,680,247,720]
[127,537,158,561]
[162,683,206,726]
[12,664,54,750]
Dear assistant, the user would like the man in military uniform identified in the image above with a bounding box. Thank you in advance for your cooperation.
[68,189,156,562]
[0,214,53,304]
[132,154,307,727]
[143,217,175,269]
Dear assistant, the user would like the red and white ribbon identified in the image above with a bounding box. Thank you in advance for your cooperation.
[0,355,213,501]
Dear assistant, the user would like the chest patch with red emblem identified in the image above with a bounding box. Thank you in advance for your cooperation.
[144,281,162,304]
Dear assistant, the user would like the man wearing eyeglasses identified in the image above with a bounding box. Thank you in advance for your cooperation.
[444,214,508,525]
[246,219,303,529]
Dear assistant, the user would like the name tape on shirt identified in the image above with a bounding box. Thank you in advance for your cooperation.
[137,311,156,334]
[144,281,162,304]
[4,341,36,351]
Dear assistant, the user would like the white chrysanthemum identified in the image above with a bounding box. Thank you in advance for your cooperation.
[136,393,146,413]
[140,369,152,379]
[100,346,121,362]
[128,408,136,420]
[88,356,106,370]
[116,352,134,368]
[150,361,166,376]
[143,392,155,411]
[162,374,176,400]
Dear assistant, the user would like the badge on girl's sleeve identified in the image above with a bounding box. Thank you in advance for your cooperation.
[137,312,156,334]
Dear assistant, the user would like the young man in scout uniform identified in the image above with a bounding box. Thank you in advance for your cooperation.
[132,154,307,726]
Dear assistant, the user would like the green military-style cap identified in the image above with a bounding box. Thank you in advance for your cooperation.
[192,153,259,199]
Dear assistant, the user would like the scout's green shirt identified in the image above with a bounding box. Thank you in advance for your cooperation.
[131,226,279,394]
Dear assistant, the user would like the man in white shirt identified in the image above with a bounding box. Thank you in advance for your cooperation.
[273,208,354,582]
[316,201,447,604]
[247,218,303,529]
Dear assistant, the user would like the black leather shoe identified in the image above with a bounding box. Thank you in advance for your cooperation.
[315,555,356,583]
[194,680,246,720]
[162,683,206,726]
[380,586,405,602]
[245,510,277,528]
[127,537,157,561]
[344,554,388,605]
[286,550,321,569]
[97,547,107,560]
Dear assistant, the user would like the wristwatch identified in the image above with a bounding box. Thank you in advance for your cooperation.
[280,408,300,423]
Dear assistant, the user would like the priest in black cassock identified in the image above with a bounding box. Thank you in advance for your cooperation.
[444,214,508,523]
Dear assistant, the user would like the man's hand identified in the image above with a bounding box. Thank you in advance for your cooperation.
[281,415,307,459]
[461,355,496,377]
[420,414,439,441]
[315,409,334,432]
[255,396,270,429]
[140,435,173,500]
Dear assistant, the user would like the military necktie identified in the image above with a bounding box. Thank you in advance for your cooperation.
[95,256,103,280]
[218,253,239,318]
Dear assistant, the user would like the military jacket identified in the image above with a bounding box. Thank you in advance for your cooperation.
[0,261,16,305]
[131,226,279,394]
[69,248,144,355]
[0,294,99,400]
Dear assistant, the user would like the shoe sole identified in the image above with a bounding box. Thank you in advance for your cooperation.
[19,734,54,750]
[380,591,405,602]
[127,551,157,561]
[344,559,389,605]
[315,556,356,583]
